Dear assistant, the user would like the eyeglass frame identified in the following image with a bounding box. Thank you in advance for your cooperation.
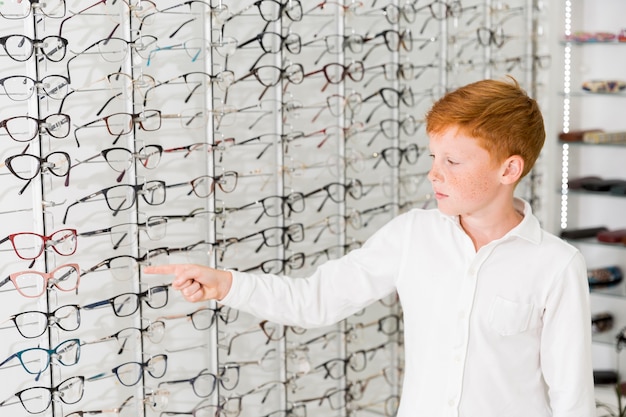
[0,304,81,339]
[81,284,171,317]
[0,263,80,298]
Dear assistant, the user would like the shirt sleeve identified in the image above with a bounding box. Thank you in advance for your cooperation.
[540,250,596,417]
[219,212,410,328]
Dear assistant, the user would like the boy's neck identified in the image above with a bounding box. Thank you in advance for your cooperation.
[459,204,524,251]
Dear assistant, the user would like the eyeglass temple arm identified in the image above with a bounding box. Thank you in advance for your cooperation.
[158,377,194,387]
[0,353,17,369]
[0,276,11,290]
[82,299,111,311]
[0,392,20,407]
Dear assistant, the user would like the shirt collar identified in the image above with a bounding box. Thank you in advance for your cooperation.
[509,197,542,244]
[438,198,543,245]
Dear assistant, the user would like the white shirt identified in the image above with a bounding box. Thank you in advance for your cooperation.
[221,199,596,417]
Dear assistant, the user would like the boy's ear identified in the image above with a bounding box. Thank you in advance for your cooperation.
[500,155,524,185]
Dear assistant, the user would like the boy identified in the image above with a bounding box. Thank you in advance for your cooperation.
[144,77,595,416]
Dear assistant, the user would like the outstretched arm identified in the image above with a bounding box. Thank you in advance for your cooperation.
[143,264,233,302]
[144,211,412,328]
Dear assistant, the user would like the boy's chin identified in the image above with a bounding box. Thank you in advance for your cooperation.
[434,202,459,217]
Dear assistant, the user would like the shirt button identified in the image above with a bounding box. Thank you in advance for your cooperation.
[454,355,462,362]
[448,399,455,407]
[458,311,466,319]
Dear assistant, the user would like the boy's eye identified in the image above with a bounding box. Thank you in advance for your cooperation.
[446,159,457,165]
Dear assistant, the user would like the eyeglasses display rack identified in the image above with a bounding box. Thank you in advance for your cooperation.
[0,1,547,416]
[553,0,626,411]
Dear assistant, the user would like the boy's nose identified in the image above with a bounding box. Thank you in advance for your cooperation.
[427,165,440,183]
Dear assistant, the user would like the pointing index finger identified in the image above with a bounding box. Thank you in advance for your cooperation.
[142,264,182,275]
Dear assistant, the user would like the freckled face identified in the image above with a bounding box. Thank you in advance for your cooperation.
[427,127,504,217]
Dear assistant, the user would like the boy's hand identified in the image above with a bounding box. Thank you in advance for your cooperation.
[143,264,233,303]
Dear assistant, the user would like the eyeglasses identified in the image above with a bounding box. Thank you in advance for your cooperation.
[229,192,305,224]
[380,115,420,138]
[68,34,157,63]
[0,0,67,20]
[137,0,229,32]
[235,223,305,253]
[72,145,162,182]
[0,113,71,142]
[158,365,240,397]
[160,400,228,417]
[304,179,363,211]
[226,0,303,25]
[303,61,364,92]
[235,132,300,159]
[316,350,367,380]
[0,304,81,339]
[158,305,239,331]
[364,85,414,108]
[308,241,362,266]
[145,35,238,66]
[78,216,168,249]
[84,320,166,354]
[62,180,166,224]
[3,150,71,195]
[297,385,354,411]
[88,354,168,386]
[362,29,413,61]
[303,33,366,66]
[56,0,139,37]
[311,91,363,123]
[240,31,302,70]
[242,252,306,274]
[0,375,84,414]
[363,86,415,123]
[163,139,235,160]
[64,394,149,417]
[84,246,198,280]
[63,71,156,110]
[356,313,403,335]
[502,54,551,72]
[366,2,416,23]
[0,263,80,298]
[366,116,421,146]
[295,122,365,150]
[364,61,436,88]
[143,71,235,106]
[0,74,70,101]
[0,338,80,380]
[0,228,77,260]
[307,212,362,243]
[259,320,307,342]
[347,394,400,417]
[155,207,228,228]
[415,0,467,33]
[73,109,162,146]
[475,25,507,47]
[167,172,238,198]
[370,143,422,169]
[82,284,170,317]
[235,63,304,100]
[0,34,68,62]
[238,31,302,54]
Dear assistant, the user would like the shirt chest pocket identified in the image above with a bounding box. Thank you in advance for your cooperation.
[489,296,536,336]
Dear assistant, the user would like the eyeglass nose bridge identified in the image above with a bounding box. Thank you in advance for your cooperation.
[42,115,69,136]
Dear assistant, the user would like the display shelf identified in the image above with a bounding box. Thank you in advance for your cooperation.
[556,0,626,410]
[559,141,626,147]
[591,284,626,299]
